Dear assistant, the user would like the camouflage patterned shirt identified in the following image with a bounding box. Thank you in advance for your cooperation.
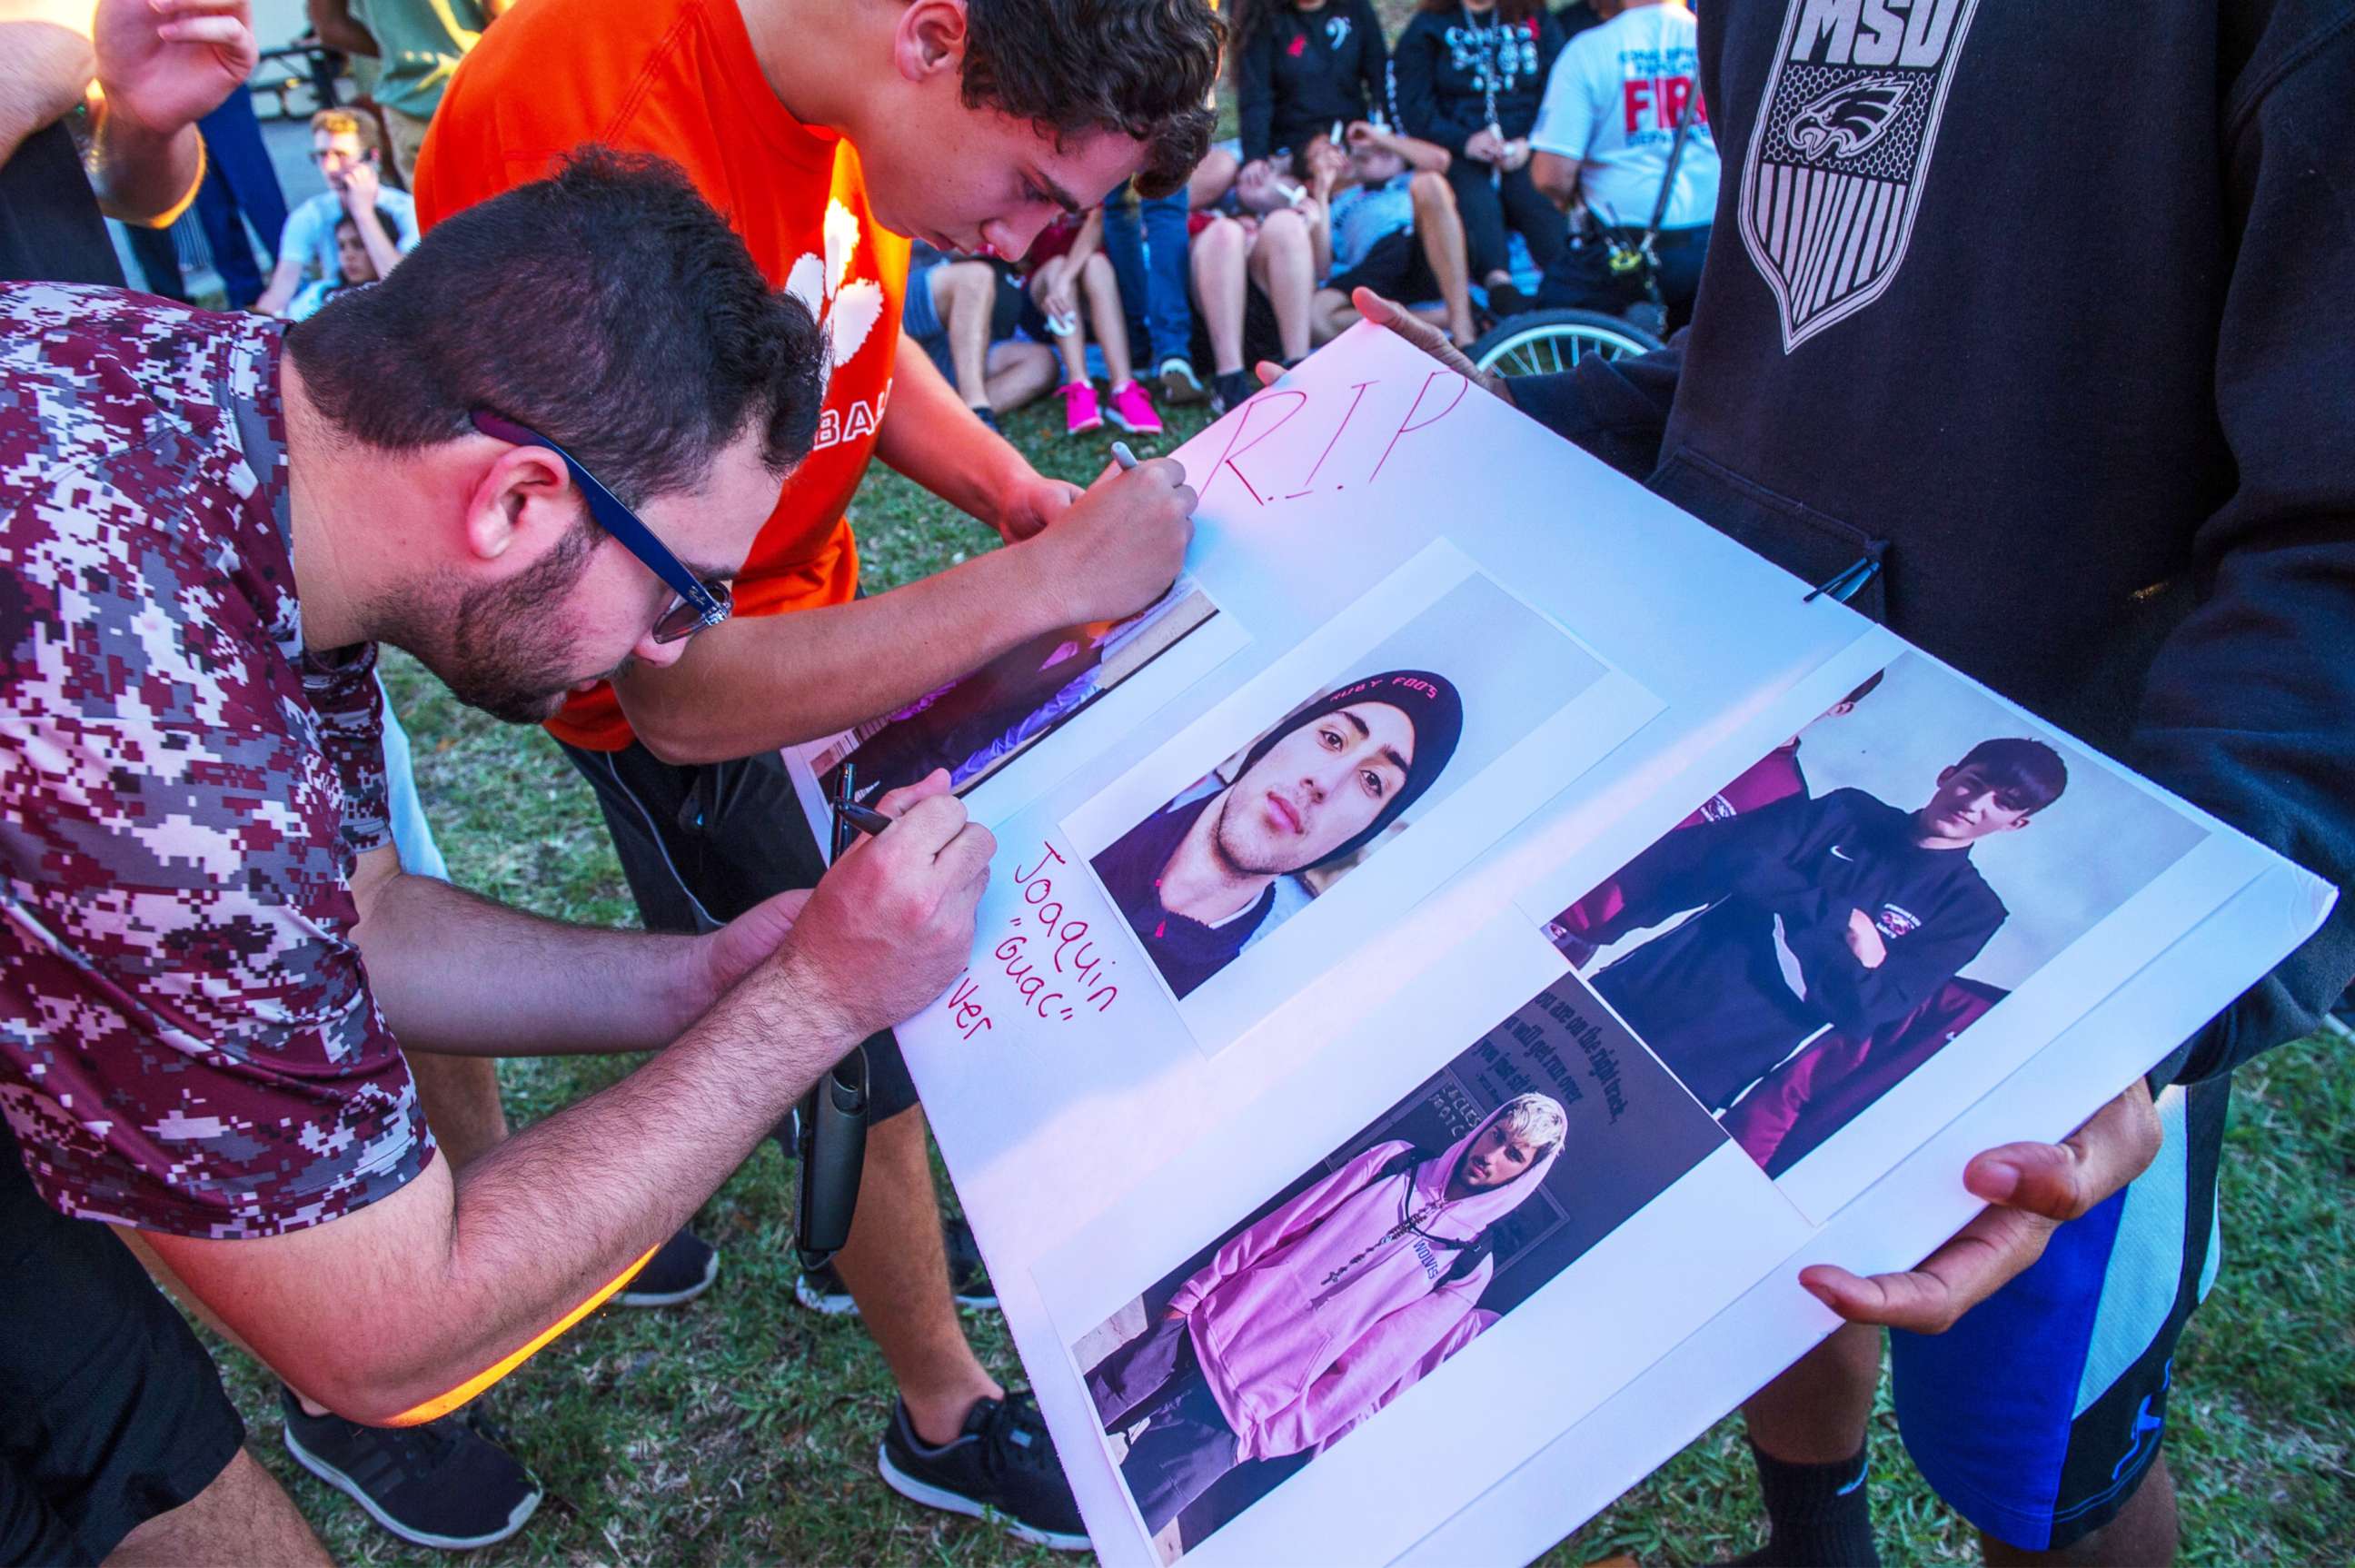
[0,283,433,1239]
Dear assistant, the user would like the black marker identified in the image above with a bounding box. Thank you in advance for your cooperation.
[834,799,897,839]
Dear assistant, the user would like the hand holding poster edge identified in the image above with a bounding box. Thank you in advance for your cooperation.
[1798,1077,2164,1333]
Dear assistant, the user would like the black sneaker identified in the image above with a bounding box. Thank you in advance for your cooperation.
[797,1216,998,1315]
[612,1227,719,1307]
[1210,369,1255,414]
[877,1392,1088,1551]
[1486,279,1532,318]
[280,1386,542,1551]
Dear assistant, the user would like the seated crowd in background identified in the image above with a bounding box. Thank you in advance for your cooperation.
[903,0,1717,432]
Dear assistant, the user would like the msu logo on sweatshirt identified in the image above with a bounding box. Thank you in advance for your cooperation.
[1736,0,1981,351]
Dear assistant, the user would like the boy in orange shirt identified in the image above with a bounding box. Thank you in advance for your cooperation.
[406,0,1219,1550]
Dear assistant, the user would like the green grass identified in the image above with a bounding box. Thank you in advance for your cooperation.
[208,392,2354,1565]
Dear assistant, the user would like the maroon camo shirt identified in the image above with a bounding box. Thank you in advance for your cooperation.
[0,283,433,1239]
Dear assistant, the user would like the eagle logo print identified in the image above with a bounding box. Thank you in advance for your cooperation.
[1784,75,1913,160]
[1737,0,1981,351]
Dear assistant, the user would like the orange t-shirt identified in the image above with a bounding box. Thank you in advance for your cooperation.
[414,0,909,751]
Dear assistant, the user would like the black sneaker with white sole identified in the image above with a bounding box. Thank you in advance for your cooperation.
[280,1386,542,1551]
[877,1392,1088,1552]
[612,1226,719,1307]
[796,1214,997,1315]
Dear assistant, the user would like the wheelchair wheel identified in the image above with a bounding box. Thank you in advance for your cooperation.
[1470,309,1665,377]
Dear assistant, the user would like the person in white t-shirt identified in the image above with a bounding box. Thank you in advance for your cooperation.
[1526,0,1717,329]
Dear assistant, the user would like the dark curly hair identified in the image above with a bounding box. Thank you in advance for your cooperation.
[288,148,823,509]
[960,0,1223,198]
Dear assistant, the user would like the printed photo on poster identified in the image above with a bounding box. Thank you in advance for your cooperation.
[1078,570,1605,1007]
[811,578,1220,802]
[1064,974,1728,1563]
[1544,653,2208,1185]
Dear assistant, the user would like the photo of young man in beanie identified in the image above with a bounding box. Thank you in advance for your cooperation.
[1091,670,1466,999]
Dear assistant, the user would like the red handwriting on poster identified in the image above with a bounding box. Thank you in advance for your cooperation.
[943,972,993,1041]
[1199,372,1475,508]
[966,844,1118,1029]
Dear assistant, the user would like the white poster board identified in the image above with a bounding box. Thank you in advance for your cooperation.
[782,325,2332,1566]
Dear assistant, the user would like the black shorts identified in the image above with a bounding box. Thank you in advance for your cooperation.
[2,1126,243,1565]
[556,738,921,1121]
[1327,229,1442,307]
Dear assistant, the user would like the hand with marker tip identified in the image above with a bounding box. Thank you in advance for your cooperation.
[1018,455,1197,627]
[769,770,995,1041]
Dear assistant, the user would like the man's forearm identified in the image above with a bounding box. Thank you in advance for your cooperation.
[619,534,1074,763]
[354,865,716,1056]
[156,962,855,1424]
[86,98,203,223]
[873,344,1029,521]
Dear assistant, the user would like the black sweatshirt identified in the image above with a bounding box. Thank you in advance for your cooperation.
[1393,5,1567,154]
[1238,0,1391,164]
[1593,789,2005,1114]
[1514,0,2355,1086]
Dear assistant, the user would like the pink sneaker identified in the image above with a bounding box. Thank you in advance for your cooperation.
[1105,378,1164,435]
[1060,381,1104,435]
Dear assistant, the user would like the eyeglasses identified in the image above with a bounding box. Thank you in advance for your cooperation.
[470,411,733,644]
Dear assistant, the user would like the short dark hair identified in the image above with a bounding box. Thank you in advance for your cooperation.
[959,0,1222,199]
[288,148,823,508]
[1953,738,2070,815]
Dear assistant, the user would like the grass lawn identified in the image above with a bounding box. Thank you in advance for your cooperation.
[208,392,2354,1566]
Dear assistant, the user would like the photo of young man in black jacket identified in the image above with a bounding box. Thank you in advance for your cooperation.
[1583,739,2064,1116]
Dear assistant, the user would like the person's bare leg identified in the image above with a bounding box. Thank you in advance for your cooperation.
[830,1105,1001,1445]
[1247,208,1315,362]
[1982,1455,2178,1567]
[1031,273,1088,384]
[105,1448,330,1568]
[1743,1322,1882,1463]
[939,262,995,408]
[405,1050,509,1172]
[1191,216,1247,374]
[983,340,1059,412]
[1410,171,1478,345]
[1081,253,1134,387]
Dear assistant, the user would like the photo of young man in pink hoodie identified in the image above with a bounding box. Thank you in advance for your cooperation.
[1082,1094,1567,1543]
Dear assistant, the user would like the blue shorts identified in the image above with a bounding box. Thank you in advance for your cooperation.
[1886,1077,2227,1551]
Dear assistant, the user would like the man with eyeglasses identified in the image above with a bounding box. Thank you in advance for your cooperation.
[0,151,1034,1558]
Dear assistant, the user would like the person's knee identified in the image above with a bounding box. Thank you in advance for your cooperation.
[1410,169,1456,212]
[1259,208,1308,252]
[940,259,992,313]
[1195,215,1245,265]
[105,1448,329,1568]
